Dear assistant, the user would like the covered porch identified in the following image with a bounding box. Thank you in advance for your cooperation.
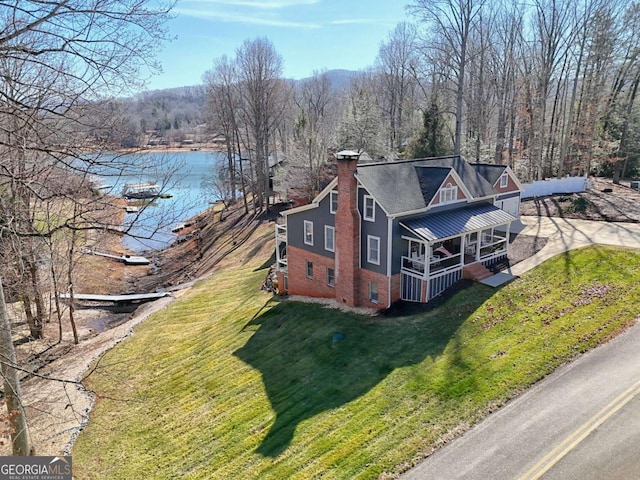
[399,203,516,302]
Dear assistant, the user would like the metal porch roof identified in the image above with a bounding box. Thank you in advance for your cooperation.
[401,203,516,242]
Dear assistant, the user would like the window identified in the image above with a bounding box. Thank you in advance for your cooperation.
[306,261,313,278]
[324,225,335,252]
[481,228,494,245]
[369,282,379,304]
[439,182,458,203]
[327,267,335,287]
[500,172,509,188]
[330,191,338,214]
[304,220,314,246]
[367,235,380,265]
[363,195,375,221]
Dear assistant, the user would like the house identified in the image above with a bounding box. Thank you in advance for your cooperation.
[274,151,523,309]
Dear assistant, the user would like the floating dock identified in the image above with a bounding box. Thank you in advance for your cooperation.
[81,248,151,265]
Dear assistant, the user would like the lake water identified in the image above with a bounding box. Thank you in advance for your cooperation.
[92,150,226,252]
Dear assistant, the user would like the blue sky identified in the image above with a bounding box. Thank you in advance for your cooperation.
[144,0,411,91]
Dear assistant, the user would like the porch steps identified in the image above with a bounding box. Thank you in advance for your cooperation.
[462,262,493,281]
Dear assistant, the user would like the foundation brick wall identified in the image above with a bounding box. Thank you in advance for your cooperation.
[355,268,390,308]
[390,273,402,304]
[286,245,337,299]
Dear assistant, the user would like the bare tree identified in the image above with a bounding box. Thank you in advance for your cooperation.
[204,55,249,213]
[409,0,488,155]
[375,22,420,154]
[338,73,385,158]
[0,278,31,455]
[235,37,286,212]
[464,8,496,162]
[287,70,337,197]
[489,3,524,166]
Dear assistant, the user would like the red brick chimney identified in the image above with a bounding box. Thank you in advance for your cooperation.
[335,150,360,306]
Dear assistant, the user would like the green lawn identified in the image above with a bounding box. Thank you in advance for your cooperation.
[73,244,640,479]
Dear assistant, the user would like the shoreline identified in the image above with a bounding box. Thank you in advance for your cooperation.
[114,144,226,155]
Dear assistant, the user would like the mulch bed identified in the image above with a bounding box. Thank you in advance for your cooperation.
[519,177,640,223]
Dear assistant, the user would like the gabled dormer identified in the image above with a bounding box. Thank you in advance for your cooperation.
[494,167,522,193]
[416,167,473,208]
[473,164,523,194]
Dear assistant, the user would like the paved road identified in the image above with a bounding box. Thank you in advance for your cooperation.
[541,395,640,480]
[402,217,640,480]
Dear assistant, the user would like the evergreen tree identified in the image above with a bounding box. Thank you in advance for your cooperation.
[409,100,451,158]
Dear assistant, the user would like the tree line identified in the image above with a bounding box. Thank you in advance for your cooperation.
[204,0,640,214]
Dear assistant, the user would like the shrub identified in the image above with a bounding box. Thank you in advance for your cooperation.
[569,197,590,213]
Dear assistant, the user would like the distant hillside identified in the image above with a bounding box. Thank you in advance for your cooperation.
[298,69,359,91]
[113,69,359,148]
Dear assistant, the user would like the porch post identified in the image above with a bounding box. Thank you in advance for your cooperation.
[460,235,465,267]
[424,241,431,278]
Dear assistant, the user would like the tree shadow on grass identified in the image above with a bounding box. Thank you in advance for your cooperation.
[233,286,489,457]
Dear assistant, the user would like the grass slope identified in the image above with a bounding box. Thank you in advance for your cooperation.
[73,243,640,479]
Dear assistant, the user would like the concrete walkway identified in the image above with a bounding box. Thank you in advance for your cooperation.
[401,216,640,479]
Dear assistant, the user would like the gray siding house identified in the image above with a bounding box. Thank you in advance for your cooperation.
[275,152,523,309]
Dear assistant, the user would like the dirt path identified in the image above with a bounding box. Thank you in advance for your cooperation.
[2,296,177,455]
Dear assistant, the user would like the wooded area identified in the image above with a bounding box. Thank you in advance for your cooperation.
[0,0,175,455]
[199,0,640,211]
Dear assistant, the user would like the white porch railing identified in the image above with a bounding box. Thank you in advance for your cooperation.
[430,253,462,274]
[400,236,507,280]
[401,256,425,276]
[275,224,287,270]
[478,235,507,261]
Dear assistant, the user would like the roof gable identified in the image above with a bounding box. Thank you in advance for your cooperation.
[425,169,474,208]
[472,163,506,185]
[281,177,337,216]
[415,166,451,205]
[473,164,523,192]
[355,156,498,216]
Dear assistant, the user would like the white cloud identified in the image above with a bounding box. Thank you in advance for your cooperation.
[175,7,321,28]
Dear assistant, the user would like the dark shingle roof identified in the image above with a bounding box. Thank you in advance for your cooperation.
[401,203,516,241]
[415,167,450,206]
[472,163,508,186]
[355,156,498,216]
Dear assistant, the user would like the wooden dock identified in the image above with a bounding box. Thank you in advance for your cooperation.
[81,247,151,265]
[58,292,170,304]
